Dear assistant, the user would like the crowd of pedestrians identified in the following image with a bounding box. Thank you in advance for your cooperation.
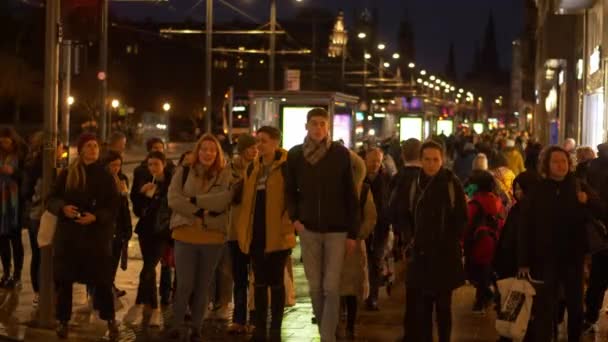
[2,111,608,342]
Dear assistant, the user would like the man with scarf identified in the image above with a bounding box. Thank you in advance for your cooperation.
[286,108,359,342]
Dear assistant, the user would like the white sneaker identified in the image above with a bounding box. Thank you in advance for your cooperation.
[149,309,162,327]
[123,304,144,325]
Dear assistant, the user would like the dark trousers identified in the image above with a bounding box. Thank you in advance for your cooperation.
[470,263,494,306]
[366,241,384,303]
[28,220,41,293]
[0,232,24,279]
[159,263,173,302]
[344,295,357,330]
[56,281,115,322]
[405,288,453,342]
[135,234,164,308]
[527,262,583,342]
[228,240,249,325]
[251,250,289,336]
[110,237,124,284]
[585,252,608,323]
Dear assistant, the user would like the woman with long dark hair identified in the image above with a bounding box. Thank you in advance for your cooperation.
[127,151,173,327]
[0,127,26,289]
[47,133,120,340]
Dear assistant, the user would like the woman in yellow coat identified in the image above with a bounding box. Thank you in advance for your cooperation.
[339,150,377,339]
[235,126,296,341]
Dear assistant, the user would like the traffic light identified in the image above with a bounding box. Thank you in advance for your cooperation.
[62,0,101,41]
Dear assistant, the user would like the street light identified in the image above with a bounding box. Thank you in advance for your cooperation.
[364,53,371,59]
[383,62,390,68]
[67,96,75,106]
[430,75,436,81]
[392,53,400,59]
[420,69,427,75]
[417,78,423,83]
[163,102,171,112]
[408,62,415,68]
[377,43,386,50]
[111,99,119,109]
[358,32,367,39]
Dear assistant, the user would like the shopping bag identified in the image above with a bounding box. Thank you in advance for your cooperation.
[37,210,57,247]
[495,277,536,341]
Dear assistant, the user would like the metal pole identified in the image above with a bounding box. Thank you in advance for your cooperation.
[100,0,109,141]
[205,0,213,133]
[40,0,60,328]
[379,57,384,79]
[60,40,72,151]
[269,0,276,91]
[228,86,234,144]
[341,49,346,92]
[363,51,367,102]
[311,17,316,90]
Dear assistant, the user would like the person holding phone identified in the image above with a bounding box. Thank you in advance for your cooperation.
[47,133,120,340]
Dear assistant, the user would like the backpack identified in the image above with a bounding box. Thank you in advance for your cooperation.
[464,199,501,260]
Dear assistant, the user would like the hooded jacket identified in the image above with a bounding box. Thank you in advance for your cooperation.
[465,192,505,266]
[235,149,296,254]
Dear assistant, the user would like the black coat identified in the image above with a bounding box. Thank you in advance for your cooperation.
[519,175,603,281]
[47,161,119,285]
[286,143,359,239]
[398,168,468,291]
[364,168,392,250]
[115,173,133,242]
[389,165,421,241]
[131,168,173,239]
[131,159,175,218]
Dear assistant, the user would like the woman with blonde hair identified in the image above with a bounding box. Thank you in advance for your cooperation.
[167,134,233,342]
[47,133,120,339]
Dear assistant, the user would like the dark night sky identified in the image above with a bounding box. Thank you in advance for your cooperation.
[115,0,523,77]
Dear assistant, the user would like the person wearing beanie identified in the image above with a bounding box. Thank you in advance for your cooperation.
[454,142,477,182]
[502,139,525,176]
[47,133,120,339]
[131,136,176,305]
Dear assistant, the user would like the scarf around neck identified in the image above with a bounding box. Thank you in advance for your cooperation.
[303,136,332,165]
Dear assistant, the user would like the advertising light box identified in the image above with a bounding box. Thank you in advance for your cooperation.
[436,119,454,136]
[473,122,484,134]
[400,117,423,141]
[282,107,314,150]
[333,114,352,147]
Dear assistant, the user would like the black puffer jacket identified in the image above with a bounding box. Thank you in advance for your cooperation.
[131,159,175,218]
[47,161,119,285]
[286,142,359,239]
[131,168,173,239]
[389,165,422,241]
[400,168,468,291]
[365,168,392,249]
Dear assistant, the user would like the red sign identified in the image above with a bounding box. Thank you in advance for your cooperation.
[97,71,106,81]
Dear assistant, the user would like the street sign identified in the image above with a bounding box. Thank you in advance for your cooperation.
[284,69,301,91]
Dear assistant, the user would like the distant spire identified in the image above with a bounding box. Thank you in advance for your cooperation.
[481,11,499,73]
[471,41,481,76]
[445,42,457,81]
[398,11,415,64]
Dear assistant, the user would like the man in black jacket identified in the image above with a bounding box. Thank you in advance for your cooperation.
[285,108,359,342]
[364,147,392,311]
[398,141,468,342]
[130,137,175,305]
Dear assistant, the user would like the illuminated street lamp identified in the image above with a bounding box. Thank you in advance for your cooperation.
[67,96,75,106]
[383,62,390,68]
[408,62,415,68]
[420,69,427,75]
[377,43,386,50]
[111,99,120,109]
[358,32,367,39]
[430,75,436,81]
[163,102,171,112]
[364,53,372,59]
[392,53,400,59]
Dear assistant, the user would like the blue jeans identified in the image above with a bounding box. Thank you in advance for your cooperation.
[172,241,224,330]
[228,240,249,325]
[299,229,347,342]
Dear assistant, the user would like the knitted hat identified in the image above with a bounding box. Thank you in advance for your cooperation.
[237,134,257,153]
[77,133,98,153]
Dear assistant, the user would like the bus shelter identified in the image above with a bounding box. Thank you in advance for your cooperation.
[248,91,359,150]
